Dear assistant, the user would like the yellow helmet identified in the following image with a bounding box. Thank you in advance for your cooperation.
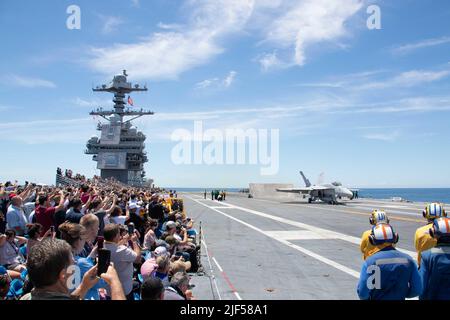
[369,209,389,225]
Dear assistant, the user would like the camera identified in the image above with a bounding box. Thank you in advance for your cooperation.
[97,249,111,277]
[127,223,135,234]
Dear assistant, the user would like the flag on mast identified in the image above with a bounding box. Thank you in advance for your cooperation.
[127,95,134,106]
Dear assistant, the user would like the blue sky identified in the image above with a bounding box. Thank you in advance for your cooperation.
[1,0,450,188]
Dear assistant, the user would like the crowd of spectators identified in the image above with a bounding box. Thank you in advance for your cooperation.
[0,175,200,300]
[57,167,93,184]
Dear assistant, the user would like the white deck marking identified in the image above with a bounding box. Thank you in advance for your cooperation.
[212,257,224,272]
[346,204,419,216]
[187,196,360,279]
[265,230,333,240]
[200,237,222,300]
[210,199,416,259]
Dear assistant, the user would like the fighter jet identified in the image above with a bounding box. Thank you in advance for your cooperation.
[276,171,354,204]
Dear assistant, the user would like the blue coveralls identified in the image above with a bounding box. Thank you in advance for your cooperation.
[357,247,422,300]
[419,244,450,300]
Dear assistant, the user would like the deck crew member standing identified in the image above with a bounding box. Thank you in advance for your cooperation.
[357,224,422,300]
[419,217,450,300]
[360,210,390,260]
[415,203,446,266]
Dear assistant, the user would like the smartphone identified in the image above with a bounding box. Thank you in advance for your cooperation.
[97,249,111,277]
[96,236,104,249]
[127,223,135,235]
[50,226,55,233]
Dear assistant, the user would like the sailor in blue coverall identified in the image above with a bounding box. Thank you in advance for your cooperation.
[419,217,450,300]
[357,223,422,300]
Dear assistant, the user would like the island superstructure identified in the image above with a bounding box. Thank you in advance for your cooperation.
[85,70,154,186]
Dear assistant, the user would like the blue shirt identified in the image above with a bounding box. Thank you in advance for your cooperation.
[419,244,450,300]
[65,208,83,224]
[357,247,422,300]
[73,256,107,300]
[154,271,170,287]
[6,205,28,235]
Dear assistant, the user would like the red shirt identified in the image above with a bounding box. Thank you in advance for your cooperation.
[35,205,56,236]
[81,193,90,204]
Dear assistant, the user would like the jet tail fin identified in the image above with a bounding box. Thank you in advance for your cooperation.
[299,171,311,187]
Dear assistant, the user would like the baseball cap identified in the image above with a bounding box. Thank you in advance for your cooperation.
[154,246,168,257]
[129,203,139,210]
[166,221,177,230]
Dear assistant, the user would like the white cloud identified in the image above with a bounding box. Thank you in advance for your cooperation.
[358,69,450,90]
[72,97,113,108]
[195,78,220,89]
[4,92,450,145]
[0,117,92,144]
[297,68,449,91]
[89,1,366,76]
[258,52,287,71]
[89,0,255,80]
[262,0,363,68]
[360,97,450,114]
[91,31,224,80]
[363,131,399,142]
[295,82,344,88]
[195,70,237,89]
[223,71,237,87]
[391,70,450,86]
[4,74,56,88]
[157,22,183,30]
[101,16,124,34]
[392,36,450,55]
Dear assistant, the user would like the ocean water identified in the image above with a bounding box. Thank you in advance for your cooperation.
[358,188,450,204]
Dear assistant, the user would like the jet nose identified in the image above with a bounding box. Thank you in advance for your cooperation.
[344,189,353,199]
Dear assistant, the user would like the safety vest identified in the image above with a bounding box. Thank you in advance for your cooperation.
[415,223,437,266]
[360,229,391,260]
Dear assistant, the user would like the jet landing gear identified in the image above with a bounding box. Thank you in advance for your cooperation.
[327,199,338,205]
[308,197,317,203]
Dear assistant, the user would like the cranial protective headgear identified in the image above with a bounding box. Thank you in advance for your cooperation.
[429,217,450,239]
[369,224,399,246]
[369,210,389,225]
[423,203,446,220]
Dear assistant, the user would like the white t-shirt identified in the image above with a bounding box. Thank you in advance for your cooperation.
[111,216,127,225]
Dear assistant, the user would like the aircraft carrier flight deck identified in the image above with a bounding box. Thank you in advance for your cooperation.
[186,193,430,300]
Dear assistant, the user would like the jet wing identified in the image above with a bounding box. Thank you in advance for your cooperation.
[276,188,313,194]
[276,186,335,194]
[310,186,334,191]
